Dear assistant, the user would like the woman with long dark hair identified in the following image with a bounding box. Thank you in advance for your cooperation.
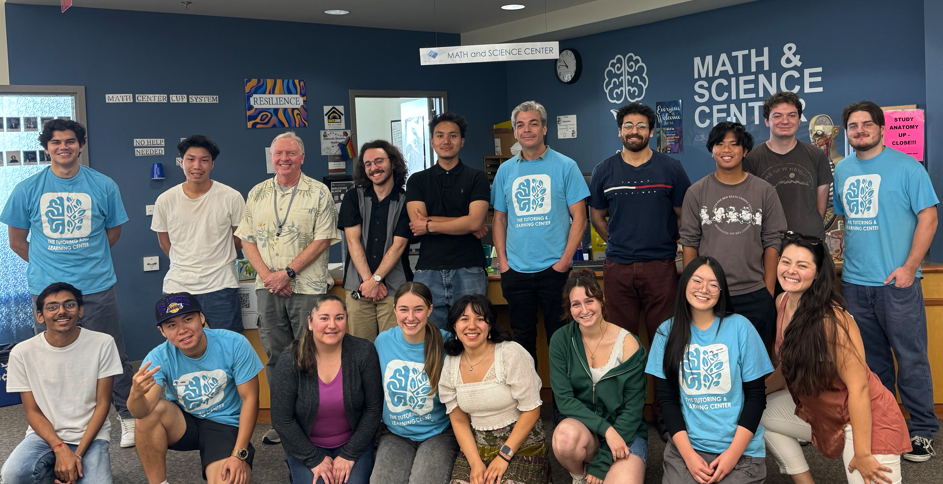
[646,257,773,483]
[550,270,647,484]
[270,294,383,484]
[760,233,911,484]
[439,294,549,484]
[371,282,459,483]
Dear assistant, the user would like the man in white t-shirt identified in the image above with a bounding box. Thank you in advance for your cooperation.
[1,282,123,484]
[151,135,246,332]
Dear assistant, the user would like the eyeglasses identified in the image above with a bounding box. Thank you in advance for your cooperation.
[43,300,78,312]
[689,277,721,295]
[783,231,822,245]
[620,122,649,132]
[363,157,388,168]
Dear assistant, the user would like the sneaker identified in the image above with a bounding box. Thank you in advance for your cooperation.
[262,427,281,445]
[903,436,935,462]
[119,417,135,448]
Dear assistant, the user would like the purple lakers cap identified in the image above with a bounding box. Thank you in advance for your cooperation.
[154,293,202,325]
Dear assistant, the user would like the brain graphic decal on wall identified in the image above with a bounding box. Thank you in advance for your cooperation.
[603,53,649,104]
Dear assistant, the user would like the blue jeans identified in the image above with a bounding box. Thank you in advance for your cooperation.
[413,267,488,328]
[0,433,112,484]
[192,287,244,333]
[286,442,375,484]
[842,280,939,439]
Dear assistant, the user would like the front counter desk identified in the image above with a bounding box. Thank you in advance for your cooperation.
[245,264,943,416]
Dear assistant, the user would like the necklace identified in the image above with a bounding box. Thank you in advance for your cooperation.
[462,346,492,371]
[585,321,609,362]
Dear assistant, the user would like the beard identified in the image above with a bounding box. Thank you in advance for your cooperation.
[622,134,649,152]
[369,169,391,186]
[850,134,882,153]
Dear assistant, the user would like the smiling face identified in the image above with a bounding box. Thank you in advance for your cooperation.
[362,147,392,187]
[37,290,84,335]
[182,146,214,184]
[568,286,604,328]
[619,113,651,153]
[712,131,748,171]
[158,312,207,354]
[846,110,885,153]
[686,264,721,312]
[513,110,547,151]
[765,102,800,139]
[395,292,432,343]
[454,304,491,350]
[308,300,347,347]
[44,129,83,168]
[431,121,464,161]
[270,137,305,180]
[778,244,817,295]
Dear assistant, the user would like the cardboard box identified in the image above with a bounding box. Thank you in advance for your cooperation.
[489,128,515,157]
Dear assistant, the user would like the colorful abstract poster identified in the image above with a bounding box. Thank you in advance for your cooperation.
[656,100,683,154]
[245,79,307,129]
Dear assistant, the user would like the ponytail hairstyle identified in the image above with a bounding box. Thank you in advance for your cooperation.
[444,294,511,356]
[293,294,347,374]
[394,282,443,395]
[662,256,733,386]
[560,269,608,322]
[778,234,853,398]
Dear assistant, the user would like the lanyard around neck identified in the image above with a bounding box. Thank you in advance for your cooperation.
[273,178,299,237]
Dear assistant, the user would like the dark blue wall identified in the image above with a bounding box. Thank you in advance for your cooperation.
[506,0,928,183]
[5,5,509,359]
[925,0,943,262]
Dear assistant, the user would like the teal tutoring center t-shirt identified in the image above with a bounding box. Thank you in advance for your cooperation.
[143,329,263,427]
[646,314,773,458]
[0,166,129,294]
[832,148,939,286]
[374,326,451,441]
[491,147,590,273]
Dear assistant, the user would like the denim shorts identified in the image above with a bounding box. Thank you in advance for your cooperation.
[599,434,648,465]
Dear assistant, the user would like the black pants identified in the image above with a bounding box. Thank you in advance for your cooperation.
[729,287,776,351]
[500,266,570,364]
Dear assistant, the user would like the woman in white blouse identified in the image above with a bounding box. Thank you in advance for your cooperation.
[438,294,550,484]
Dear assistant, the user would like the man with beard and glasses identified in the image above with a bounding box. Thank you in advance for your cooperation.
[744,91,833,240]
[406,112,491,328]
[833,101,939,463]
[338,140,413,341]
[588,102,691,441]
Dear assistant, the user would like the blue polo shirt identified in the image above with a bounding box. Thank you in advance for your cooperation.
[491,147,590,273]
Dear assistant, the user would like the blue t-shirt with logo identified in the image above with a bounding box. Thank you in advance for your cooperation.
[491,147,590,273]
[833,148,939,286]
[374,326,451,441]
[143,328,263,427]
[0,166,129,294]
[645,314,773,458]
[589,152,691,264]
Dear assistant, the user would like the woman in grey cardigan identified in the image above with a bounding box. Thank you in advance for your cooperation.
[271,294,384,484]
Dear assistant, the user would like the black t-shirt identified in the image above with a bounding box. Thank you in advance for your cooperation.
[405,160,490,270]
[338,185,412,284]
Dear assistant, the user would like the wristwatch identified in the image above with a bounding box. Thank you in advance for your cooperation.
[232,448,249,461]
[372,273,382,282]
[500,444,515,459]
[285,267,296,278]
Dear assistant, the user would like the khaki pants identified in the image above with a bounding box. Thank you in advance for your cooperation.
[345,290,397,342]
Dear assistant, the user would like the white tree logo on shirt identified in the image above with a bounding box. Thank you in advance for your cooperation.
[384,359,434,415]
[681,344,731,394]
[512,175,551,215]
[40,193,92,238]
[843,175,881,218]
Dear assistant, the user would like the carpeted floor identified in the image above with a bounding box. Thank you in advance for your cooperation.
[0,402,938,483]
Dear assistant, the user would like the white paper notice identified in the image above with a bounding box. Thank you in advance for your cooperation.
[329,161,346,171]
[188,95,218,103]
[134,139,164,147]
[135,148,164,156]
[557,115,577,139]
[324,106,345,129]
[105,94,133,103]
[265,147,274,174]
[170,95,188,103]
[135,94,167,103]
[494,138,502,156]
[320,130,349,156]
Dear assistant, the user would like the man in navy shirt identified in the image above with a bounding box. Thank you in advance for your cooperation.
[589,103,691,439]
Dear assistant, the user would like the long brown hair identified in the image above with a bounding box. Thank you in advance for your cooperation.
[394,282,443,395]
[353,140,408,189]
[293,294,346,374]
[778,235,853,397]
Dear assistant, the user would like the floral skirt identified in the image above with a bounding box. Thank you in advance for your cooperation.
[449,419,550,484]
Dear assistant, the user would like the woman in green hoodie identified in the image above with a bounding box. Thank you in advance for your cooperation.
[550,269,648,484]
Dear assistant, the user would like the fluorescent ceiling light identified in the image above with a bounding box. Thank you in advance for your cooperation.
[501,4,525,10]
[324,9,350,15]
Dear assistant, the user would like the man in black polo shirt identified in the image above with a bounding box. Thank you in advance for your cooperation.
[338,140,412,341]
[406,112,490,327]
